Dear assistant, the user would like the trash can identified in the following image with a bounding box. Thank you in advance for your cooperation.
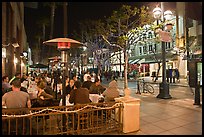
[115,97,140,133]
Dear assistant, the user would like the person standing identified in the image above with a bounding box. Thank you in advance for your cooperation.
[166,69,169,83]
[175,68,180,82]
[172,69,176,83]
[169,69,173,83]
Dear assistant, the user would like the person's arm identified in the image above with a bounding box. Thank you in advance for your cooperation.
[2,101,6,108]
[41,91,54,100]
[27,99,31,108]
[99,85,106,94]
[2,94,7,108]
[89,85,94,93]
[69,90,75,104]
[102,90,107,97]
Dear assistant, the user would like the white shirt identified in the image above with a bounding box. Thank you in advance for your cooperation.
[83,73,90,82]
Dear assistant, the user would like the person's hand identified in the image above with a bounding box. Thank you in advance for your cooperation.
[40,96,44,100]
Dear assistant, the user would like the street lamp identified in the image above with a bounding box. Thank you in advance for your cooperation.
[153,5,173,99]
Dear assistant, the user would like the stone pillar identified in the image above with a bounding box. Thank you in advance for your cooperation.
[115,88,141,133]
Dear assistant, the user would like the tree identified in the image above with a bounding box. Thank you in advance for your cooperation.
[36,17,50,63]
[77,19,109,75]
[63,2,68,37]
[36,17,50,42]
[42,2,64,63]
[74,4,154,89]
[43,2,58,39]
[103,5,154,89]
[32,33,42,63]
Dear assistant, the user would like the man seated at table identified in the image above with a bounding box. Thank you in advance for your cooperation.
[82,76,93,90]
[2,78,31,134]
[89,77,106,95]
[2,78,31,109]
[69,81,91,105]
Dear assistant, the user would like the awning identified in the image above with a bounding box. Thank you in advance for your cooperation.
[128,60,133,63]
[131,59,140,64]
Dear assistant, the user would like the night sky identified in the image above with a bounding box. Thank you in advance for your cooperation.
[24,2,143,47]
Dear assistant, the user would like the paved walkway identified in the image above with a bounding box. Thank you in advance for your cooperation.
[101,77,202,135]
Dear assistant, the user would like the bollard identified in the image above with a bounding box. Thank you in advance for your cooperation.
[194,83,201,105]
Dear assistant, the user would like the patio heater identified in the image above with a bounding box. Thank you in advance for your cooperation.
[58,42,70,106]
[43,38,84,133]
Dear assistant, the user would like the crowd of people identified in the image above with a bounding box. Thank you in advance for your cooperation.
[2,70,124,135]
[2,70,121,109]
[151,68,180,83]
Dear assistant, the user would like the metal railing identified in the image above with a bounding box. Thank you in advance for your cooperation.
[2,102,123,135]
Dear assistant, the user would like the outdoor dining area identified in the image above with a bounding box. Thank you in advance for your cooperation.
[2,37,140,135]
[2,73,123,135]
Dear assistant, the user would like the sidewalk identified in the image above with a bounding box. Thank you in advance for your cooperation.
[102,77,202,135]
[118,76,189,87]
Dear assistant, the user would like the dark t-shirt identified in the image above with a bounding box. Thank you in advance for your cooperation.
[82,81,93,90]
[65,85,74,95]
[89,84,106,94]
[69,88,91,105]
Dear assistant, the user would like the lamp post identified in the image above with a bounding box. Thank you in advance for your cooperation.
[153,4,173,99]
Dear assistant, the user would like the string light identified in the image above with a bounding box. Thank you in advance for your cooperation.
[2,103,122,118]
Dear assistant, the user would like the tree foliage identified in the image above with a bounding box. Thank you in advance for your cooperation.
[105,4,154,88]
[75,4,154,87]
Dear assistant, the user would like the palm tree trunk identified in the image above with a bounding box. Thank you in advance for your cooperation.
[49,2,55,39]
[38,37,41,62]
[48,2,55,60]
[42,24,45,41]
[63,2,68,37]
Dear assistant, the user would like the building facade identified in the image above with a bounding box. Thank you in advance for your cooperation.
[2,2,28,79]
[126,2,202,79]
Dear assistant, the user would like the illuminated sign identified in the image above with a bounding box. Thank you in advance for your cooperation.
[57,42,71,49]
